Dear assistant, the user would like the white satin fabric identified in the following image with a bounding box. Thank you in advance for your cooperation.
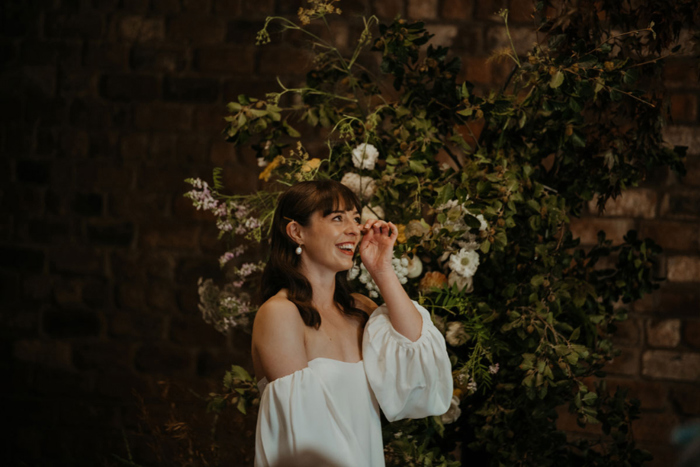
[254,301,453,467]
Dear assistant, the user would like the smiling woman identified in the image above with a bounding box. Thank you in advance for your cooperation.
[250,179,453,467]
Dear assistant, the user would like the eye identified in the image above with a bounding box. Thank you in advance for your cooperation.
[354,217,361,224]
[332,214,343,221]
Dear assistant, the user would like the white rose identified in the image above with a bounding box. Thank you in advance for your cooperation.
[351,143,379,170]
[445,321,470,346]
[440,395,462,424]
[448,271,474,293]
[340,172,377,201]
[406,255,423,279]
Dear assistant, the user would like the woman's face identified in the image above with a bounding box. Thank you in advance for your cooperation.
[298,204,362,274]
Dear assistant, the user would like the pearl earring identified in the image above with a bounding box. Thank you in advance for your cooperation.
[295,245,302,255]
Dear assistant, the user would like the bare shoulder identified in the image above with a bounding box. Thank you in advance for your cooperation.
[252,293,308,382]
[252,294,305,345]
[351,293,379,316]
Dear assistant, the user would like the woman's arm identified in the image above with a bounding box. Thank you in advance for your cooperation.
[252,298,308,381]
[359,219,423,342]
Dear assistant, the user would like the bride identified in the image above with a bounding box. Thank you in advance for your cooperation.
[251,179,453,467]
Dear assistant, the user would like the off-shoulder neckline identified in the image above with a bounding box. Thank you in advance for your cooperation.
[257,357,364,386]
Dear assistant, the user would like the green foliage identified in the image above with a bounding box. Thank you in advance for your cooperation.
[187,0,699,465]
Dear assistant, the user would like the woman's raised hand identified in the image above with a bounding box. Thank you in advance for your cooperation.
[359,219,398,280]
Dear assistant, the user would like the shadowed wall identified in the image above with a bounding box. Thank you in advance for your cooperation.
[1,0,698,465]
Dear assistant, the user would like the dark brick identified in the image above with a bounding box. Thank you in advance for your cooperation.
[21,40,59,66]
[258,47,313,75]
[82,277,109,308]
[194,105,227,131]
[50,246,103,274]
[120,132,150,162]
[100,73,159,102]
[0,308,40,340]
[73,193,103,217]
[31,366,95,396]
[96,371,152,399]
[225,20,265,43]
[137,165,196,193]
[115,15,165,42]
[222,77,279,101]
[133,103,192,130]
[0,272,19,305]
[108,310,165,339]
[509,0,535,23]
[116,282,148,312]
[134,344,193,373]
[24,219,73,244]
[194,46,254,74]
[108,192,168,220]
[58,402,121,429]
[151,0,181,13]
[141,221,199,249]
[111,251,176,281]
[163,76,219,102]
[75,162,133,192]
[174,258,220,292]
[181,0,211,13]
[69,99,129,129]
[214,0,242,16]
[600,378,667,410]
[44,13,104,39]
[83,42,128,69]
[658,283,700,316]
[170,315,226,346]
[671,383,700,415]
[660,190,700,220]
[168,17,226,44]
[242,0,274,16]
[197,347,249,377]
[43,308,101,338]
[35,127,57,156]
[130,45,187,72]
[86,220,135,246]
[0,246,45,273]
[73,341,133,371]
[373,0,403,18]
[146,279,179,313]
[16,159,50,185]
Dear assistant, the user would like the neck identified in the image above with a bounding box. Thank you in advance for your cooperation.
[299,262,338,315]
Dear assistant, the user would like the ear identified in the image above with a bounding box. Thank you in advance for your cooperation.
[286,221,304,245]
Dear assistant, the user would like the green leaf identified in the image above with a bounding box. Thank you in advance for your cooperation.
[549,71,564,89]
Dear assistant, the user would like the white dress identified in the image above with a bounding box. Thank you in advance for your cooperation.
[254,300,453,467]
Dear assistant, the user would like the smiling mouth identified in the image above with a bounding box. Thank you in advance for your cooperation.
[336,243,356,256]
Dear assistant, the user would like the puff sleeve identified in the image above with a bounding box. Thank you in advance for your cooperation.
[362,300,453,422]
[254,367,359,467]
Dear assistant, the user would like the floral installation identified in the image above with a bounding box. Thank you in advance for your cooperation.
[184,1,693,465]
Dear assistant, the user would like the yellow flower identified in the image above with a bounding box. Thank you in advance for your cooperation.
[396,224,406,243]
[301,158,322,173]
[419,271,447,293]
[259,155,284,181]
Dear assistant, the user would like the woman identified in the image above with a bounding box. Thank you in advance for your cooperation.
[251,179,453,467]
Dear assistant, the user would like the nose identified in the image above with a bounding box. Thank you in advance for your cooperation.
[346,219,361,236]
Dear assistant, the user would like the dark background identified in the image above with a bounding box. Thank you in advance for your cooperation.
[1,0,699,465]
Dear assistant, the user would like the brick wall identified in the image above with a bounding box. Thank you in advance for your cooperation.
[1,0,697,465]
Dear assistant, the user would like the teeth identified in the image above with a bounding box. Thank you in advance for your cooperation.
[338,244,353,251]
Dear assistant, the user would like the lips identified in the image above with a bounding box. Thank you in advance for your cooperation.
[336,242,356,256]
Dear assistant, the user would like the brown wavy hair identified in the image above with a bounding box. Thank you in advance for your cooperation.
[260,180,368,329]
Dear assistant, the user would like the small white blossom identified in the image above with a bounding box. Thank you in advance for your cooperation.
[351,143,379,170]
[341,172,377,201]
[257,157,268,167]
[489,363,500,374]
[449,248,480,279]
[476,214,488,232]
[440,395,462,424]
[406,255,423,279]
